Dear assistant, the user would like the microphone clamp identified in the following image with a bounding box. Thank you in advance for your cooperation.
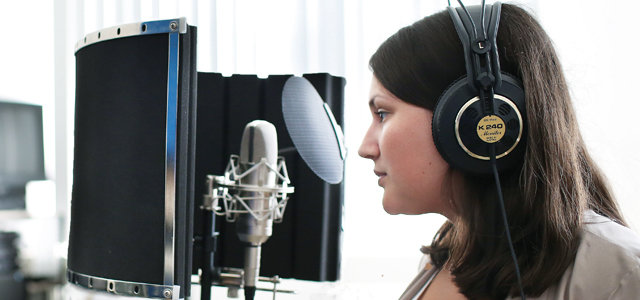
[203,154,295,223]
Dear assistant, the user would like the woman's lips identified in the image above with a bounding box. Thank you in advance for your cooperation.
[374,170,386,187]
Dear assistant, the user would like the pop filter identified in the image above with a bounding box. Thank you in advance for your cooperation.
[281,76,346,184]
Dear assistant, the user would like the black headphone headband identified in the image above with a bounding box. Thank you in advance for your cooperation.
[447,2,502,91]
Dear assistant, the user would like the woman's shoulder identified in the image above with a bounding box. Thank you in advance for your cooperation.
[580,209,640,263]
[577,211,640,288]
[528,210,640,299]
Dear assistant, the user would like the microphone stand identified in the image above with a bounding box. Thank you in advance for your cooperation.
[199,209,219,300]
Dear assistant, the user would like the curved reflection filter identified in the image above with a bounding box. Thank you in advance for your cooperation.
[68,19,197,299]
[282,76,346,184]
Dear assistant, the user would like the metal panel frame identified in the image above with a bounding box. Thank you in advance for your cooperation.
[164,29,180,287]
[67,270,180,300]
[75,18,187,52]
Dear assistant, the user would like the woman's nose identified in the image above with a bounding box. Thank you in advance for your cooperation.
[358,125,379,160]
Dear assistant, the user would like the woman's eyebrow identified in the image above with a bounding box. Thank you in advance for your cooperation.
[368,97,376,109]
[368,95,384,109]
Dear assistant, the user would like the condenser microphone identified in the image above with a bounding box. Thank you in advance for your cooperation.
[236,120,277,300]
[204,120,294,299]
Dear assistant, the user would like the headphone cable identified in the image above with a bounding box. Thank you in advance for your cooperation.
[490,144,526,300]
[480,0,487,40]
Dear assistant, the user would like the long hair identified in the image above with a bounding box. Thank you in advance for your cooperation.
[369,4,625,299]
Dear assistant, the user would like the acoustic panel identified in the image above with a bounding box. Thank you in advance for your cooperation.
[68,18,197,299]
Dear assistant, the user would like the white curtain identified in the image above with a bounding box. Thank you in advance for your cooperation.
[1,0,633,298]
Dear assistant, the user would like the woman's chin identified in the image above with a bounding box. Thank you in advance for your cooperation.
[382,197,439,216]
[383,206,401,215]
[382,198,415,215]
[382,198,401,215]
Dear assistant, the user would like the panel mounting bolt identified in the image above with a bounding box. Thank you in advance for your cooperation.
[163,289,173,298]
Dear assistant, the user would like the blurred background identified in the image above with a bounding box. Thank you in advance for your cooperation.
[1,0,639,299]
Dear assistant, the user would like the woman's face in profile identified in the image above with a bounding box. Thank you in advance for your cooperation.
[359,76,452,216]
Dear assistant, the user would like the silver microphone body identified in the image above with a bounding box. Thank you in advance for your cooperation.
[236,120,278,296]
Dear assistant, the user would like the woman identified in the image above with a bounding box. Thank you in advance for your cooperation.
[358,3,640,300]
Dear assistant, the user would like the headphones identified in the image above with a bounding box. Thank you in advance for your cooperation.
[432,2,528,299]
[432,1,526,175]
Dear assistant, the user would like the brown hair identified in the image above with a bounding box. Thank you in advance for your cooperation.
[370,4,625,299]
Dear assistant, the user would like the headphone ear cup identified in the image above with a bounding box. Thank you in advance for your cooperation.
[432,73,527,174]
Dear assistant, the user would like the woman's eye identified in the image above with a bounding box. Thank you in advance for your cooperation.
[376,111,388,122]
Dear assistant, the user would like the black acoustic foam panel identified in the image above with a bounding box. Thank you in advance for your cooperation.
[68,26,197,297]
